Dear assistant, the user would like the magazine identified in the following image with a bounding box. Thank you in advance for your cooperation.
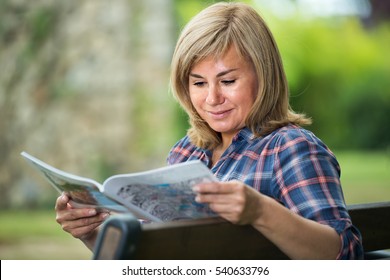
[21,151,218,222]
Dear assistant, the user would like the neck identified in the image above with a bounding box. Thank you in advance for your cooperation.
[220,130,239,150]
[211,132,236,166]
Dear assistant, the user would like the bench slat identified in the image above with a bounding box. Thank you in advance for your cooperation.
[348,202,390,252]
[136,218,288,259]
[93,201,390,259]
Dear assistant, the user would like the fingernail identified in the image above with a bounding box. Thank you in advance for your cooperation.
[192,186,199,192]
[88,209,96,215]
[101,212,110,219]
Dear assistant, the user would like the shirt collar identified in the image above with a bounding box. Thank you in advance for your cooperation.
[200,127,255,160]
[232,127,254,143]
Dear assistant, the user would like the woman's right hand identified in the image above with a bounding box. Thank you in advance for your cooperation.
[55,192,110,250]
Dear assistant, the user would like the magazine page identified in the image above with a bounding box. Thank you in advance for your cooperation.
[102,160,218,222]
[21,151,128,212]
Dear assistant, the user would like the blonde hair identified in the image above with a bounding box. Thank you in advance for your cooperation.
[170,2,311,149]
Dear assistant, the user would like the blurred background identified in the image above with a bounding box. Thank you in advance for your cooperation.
[0,0,389,259]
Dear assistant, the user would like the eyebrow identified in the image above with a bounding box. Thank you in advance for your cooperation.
[189,68,238,79]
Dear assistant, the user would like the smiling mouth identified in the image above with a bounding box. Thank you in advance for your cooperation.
[207,109,233,119]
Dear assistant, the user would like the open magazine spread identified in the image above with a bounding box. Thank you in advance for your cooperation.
[21,151,218,222]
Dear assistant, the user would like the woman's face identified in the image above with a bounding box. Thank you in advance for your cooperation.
[189,45,258,144]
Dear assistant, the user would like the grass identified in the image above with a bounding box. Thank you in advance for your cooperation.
[0,150,389,259]
[0,211,60,241]
[335,150,390,204]
[0,210,92,259]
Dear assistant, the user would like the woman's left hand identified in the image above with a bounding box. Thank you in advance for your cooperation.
[193,180,264,225]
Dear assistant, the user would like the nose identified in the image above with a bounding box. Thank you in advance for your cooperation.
[206,84,224,105]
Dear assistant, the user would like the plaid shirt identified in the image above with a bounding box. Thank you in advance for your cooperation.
[167,124,363,259]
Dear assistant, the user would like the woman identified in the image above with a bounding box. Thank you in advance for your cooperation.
[55,2,363,259]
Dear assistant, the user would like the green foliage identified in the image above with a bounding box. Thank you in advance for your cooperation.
[272,17,390,150]
[89,155,117,183]
[174,0,207,27]
[27,7,57,54]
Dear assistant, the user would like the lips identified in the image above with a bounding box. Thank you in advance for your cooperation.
[206,109,233,119]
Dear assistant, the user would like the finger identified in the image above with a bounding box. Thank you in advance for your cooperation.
[60,212,109,236]
[206,201,245,224]
[195,192,236,204]
[195,182,247,204]
[56,207,101,226]
[193,182,231,194]
[65,221,102,239]
[55,193,70,211]
[65,212,108,229]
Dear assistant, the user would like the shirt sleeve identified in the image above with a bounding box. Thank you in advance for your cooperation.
[166,135,209,166]
[166,136,192,165]
[270,128,364,259]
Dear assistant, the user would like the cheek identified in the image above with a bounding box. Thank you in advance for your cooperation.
[238,93,256,117]
[232,87,255,105]
[189,91,204,109]
[189,95,203,118]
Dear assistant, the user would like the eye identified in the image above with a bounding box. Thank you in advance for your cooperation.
[193,81,206,87]
[222,79,235,85]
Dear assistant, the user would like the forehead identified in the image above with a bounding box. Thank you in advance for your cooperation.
[191,45,249,72]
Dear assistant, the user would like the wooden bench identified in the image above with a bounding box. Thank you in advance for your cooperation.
[93,201,390,260]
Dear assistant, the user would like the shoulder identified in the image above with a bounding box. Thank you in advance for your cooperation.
[265,124,330,152]
[260,124,337,165]
[265,124,340,172]
[167,135,205,165]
